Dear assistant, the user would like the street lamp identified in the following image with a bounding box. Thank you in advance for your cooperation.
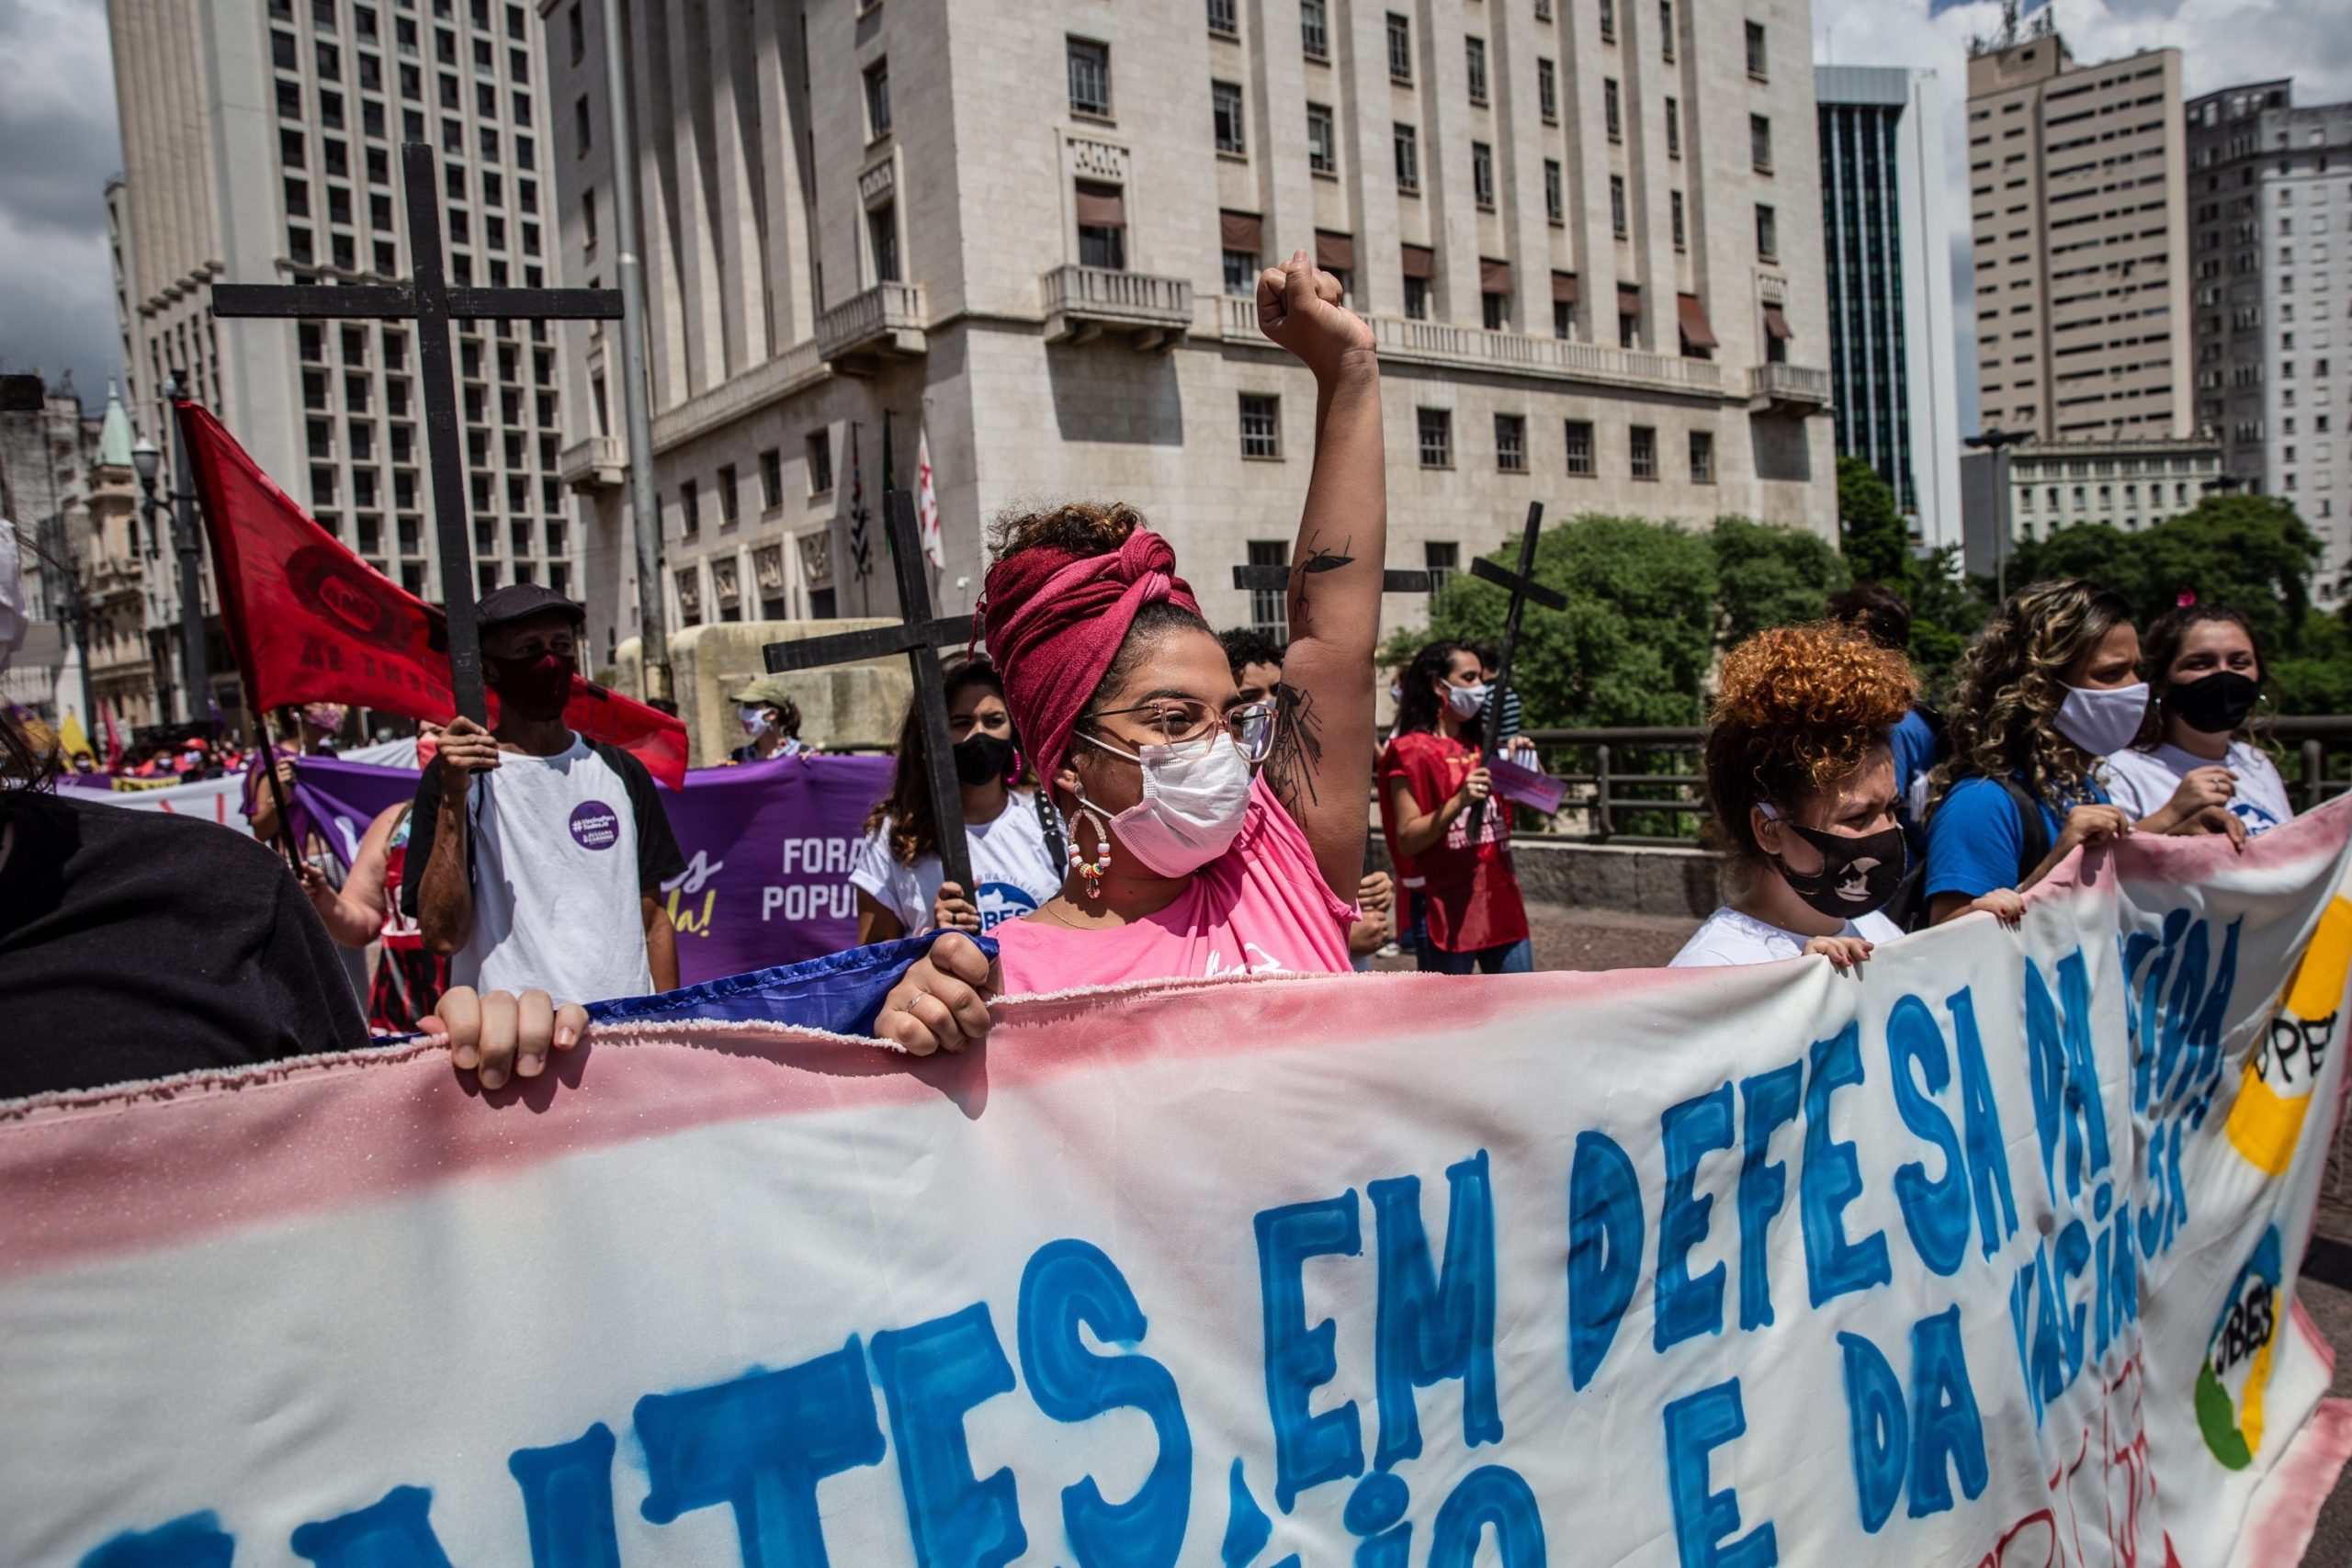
[157,378,211,729]
[36,513,96,750]
[1964,427,2033,604]
[130,434,162,558]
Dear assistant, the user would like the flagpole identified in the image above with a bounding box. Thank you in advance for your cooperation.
[164,378,212,731]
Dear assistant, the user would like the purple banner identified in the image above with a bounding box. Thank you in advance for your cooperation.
[289,752,896,985]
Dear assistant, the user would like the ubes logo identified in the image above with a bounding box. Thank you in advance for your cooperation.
[568,801,621,852]
[2197,1226,2283,1469]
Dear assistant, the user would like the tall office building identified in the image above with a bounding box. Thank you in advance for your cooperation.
[2184,82,2352,601]
[1815,65,1961,553]
[544,0,1838,676]
[1965,32,2190,443]
[106,0,580,718]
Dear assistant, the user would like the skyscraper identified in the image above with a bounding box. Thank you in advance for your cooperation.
[1816,64,1962,552]
[545,0,1838,669]
[1965,31,2190,443]
[105,0,580,716]
[2184,82,2352,602]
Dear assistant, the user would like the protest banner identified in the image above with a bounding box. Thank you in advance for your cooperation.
[286,751,895,983]
[5,808,2352,1566]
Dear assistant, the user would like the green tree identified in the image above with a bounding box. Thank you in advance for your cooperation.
[1710,514,1850,645]
[1837,456,1910,584]
[2002,495,2321,654]
[1902,545,1988,701]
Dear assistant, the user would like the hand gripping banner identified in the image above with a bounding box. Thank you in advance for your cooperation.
[6,807,2352,1566]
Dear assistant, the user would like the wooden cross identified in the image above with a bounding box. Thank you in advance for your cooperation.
[1464,501,1566,841]
[765,490,978,896]
[209,142,624,723]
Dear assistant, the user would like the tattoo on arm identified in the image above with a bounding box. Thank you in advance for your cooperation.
[1284,533,1356,637]
[1263,679,1326,822]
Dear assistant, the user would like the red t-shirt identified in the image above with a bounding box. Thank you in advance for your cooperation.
[1376,730,1530,953]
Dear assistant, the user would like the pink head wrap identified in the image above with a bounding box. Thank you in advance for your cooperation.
[979,526,1201,784]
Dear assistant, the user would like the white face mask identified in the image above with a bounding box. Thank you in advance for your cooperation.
[1445,681,1490,721]
[1080,730,1253,877]
[739,705,773,739]
[0,519,24,676]
[2055,681,2151,758]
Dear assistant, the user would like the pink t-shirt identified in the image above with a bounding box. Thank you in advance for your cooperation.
[992,775,1357,994]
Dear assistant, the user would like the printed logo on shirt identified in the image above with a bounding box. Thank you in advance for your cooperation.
[568,800,622,852]
[975,881,1040,931]
[2233,799,2282,836]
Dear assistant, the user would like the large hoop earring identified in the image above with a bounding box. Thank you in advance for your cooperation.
[1068,805,1114,899]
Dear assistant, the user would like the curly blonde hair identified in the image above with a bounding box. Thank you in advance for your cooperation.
[1933,578,2132,807]
[1703,624,1917,863]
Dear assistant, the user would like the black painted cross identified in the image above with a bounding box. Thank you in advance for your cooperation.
[1464,501,1566,842]
[210,142,623,723]
[764,489,979,896]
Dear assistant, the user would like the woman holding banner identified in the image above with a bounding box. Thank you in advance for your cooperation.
[2103,602,2291,841]
[850,657,1060,942]
[1671,624,1917,969]
[871,251,1383,1052]
[1923,580,2142,924]
[1377,638,1532,974]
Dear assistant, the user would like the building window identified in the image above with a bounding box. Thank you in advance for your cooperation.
[679,479,700,536]
[1076,181,1125,269]
[1689,430,1714,482]
[1465,37,1487,103]
[1755,203,1777,260]
[1553,297,1573,338]
[760,448,784,510]
[1208,0,1238,36]
[1067,37,1112,118]
[1394,123,1419,192]
[806,430,833,494]
[1386,12,1411,80]
[1473,141,1495,208]
[1300,0,1329,58]
[1605,78,1623,141]
[1239,393,1282,458]
[582,187,597,248]
[1538,58,1557,122]
[1611,175,1628,237]
[567,3,583,63]
[1745,20,1767,78]
[1483,290,1506,330]
[1665,96,1680,158]
[1224,248,1258,295]
[1749,113,1771,173]
[1630,425,1657,479]
[1495,413,1527,472]
[1566,420,1595,474]
[1671,190,1686,250]
[1404,275,1430,319]
[868,202,900,282]
[1659,0,1675,58]
[865,59,891,138]
[1418,408,1453,468]
[1619,301,1637,347]
[571,95,590,156]
[1307,103,1337,174]
[1600,0,1616,41]
[718,464,740,525]
[1215,80,1246,153]
[1247,538,1289,638]
[1545,159,1564,223]
[1425,541,1458,609]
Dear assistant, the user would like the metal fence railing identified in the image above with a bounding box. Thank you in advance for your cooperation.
[1510,717,2352,846]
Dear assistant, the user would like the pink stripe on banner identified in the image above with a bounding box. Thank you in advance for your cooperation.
[2234,1398,2352,1566]
[0,963,1690,1282]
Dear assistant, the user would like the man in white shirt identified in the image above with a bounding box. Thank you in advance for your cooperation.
[405,585,685,1003]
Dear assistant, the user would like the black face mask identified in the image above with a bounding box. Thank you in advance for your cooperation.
[954,731,1017,786]
[2165,671,2261,736]
[1768,818,1908,919]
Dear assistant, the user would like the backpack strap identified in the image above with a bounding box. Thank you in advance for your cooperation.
[1992,774,2054,883]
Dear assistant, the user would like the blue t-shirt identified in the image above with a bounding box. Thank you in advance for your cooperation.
[1924,773,2107,901]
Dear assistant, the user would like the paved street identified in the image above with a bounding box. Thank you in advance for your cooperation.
[1387,902,2352,1563]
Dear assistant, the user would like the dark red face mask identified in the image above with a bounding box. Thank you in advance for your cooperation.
[487,649,575,722]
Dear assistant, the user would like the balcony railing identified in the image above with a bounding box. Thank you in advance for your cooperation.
[650,338,825,457]
[816,281,927,371]
[1747,362,1832,407]
[557,433,626,491]
[1042,265,1193,347]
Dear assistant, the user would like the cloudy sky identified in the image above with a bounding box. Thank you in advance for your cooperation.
[3,0,2349,424]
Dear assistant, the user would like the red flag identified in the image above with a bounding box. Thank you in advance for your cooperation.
[176,399,687,788]
[100,704,122,772]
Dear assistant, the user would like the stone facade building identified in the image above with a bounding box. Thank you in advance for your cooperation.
[1965,32,2191,444]
[544,0,1837,665]
[1960,433,2221,580]
[2184,81,2352,603]
[106,0,582,716]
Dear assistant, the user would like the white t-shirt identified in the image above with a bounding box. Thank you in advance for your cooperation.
[405,735,684,1002]
[2102,742,2293,838]
[1670,905,1903,968]
[848,790,1063,936]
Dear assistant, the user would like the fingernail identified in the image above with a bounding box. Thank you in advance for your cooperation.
[555,1024,577,1047]
[481,1068,505,1089]
[517,1052,545,1077]
[452,1044,478,1069]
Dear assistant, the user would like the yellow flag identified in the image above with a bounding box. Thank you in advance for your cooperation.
[56,711,94,761]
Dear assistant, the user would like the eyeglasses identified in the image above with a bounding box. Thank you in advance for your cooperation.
[1086,698,1279,764]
